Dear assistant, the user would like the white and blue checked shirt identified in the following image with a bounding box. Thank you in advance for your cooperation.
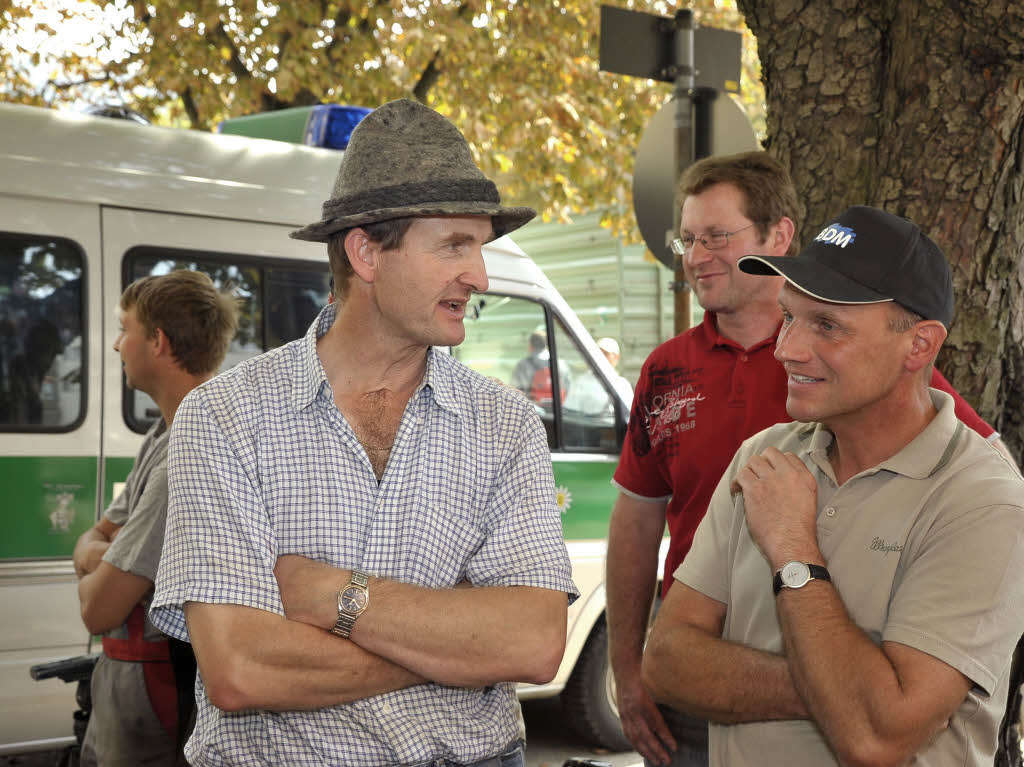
[151,303,577,767]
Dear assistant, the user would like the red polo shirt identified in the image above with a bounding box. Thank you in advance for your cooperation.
[613,311,995,598]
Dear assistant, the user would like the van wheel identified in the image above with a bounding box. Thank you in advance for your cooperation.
[561,617,633,752]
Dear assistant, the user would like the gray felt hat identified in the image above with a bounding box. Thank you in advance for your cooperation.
[290,99,536,242]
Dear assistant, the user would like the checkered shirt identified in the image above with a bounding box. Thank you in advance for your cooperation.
[151,303,577,767]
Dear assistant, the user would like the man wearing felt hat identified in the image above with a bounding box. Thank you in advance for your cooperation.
[151,99,577,767]
[641,206,1024,767]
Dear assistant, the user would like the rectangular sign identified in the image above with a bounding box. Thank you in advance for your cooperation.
[694,26,742,93]
[600,5,742,93]
[599,5,674,81]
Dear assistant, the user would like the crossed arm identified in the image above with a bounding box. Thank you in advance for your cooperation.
[641,447,971,767]
[170,390,569,713]
[74,517,153,635]
[186,557,568,712]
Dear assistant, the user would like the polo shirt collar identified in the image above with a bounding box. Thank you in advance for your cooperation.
[875,389,964,478]
[802,389,963,481]
[697,311,781,353]
[290,303,463,418]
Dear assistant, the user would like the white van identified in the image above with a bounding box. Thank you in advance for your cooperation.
[0,103,654,756]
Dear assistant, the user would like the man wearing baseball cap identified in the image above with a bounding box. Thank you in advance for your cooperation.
[641,206,1024,766]
[606,153,1010,767]
[151,99,577,766]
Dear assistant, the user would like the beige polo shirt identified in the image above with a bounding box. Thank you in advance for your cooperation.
[676,390,1024,767]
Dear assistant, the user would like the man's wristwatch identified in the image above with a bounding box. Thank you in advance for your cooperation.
[773,561,831,596]
[330,570,370,638]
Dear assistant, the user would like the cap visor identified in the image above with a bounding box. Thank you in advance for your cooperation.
[738,255,893,306]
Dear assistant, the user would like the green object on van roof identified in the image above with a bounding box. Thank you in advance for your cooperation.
[217,104,373,150]
[217,105,316,143]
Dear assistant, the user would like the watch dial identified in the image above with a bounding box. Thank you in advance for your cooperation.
[342,587,367,612]
[781,562,809,588]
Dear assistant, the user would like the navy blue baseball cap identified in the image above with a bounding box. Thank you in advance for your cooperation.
[738,206,954,328]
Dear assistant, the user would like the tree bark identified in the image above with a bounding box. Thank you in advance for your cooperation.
[738,0,1024,461]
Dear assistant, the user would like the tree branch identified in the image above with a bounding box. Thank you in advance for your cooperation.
[46,73,113,91]
[211,21,252,81]
[412,51,441,102]
[411,1,471,103]
[181,85,201,129]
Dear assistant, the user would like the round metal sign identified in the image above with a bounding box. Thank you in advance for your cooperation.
[633,94,759,267]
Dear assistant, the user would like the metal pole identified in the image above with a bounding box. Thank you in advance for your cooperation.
[671,10,695,335]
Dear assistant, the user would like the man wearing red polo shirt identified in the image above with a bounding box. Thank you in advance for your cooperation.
[605,151,1016,767]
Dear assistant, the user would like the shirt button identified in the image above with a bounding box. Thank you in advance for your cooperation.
[825,506,837,517]
[740,354,749,362]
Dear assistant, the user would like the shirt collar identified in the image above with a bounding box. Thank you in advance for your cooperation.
[874,389,964,478]
[290,302,463,418]
[801,388,963,481]
[291,303,335,411]
[696,310,781,353]
[421,349,464,417]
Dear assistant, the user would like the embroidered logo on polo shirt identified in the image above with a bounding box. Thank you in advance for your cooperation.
[870,537,904,556]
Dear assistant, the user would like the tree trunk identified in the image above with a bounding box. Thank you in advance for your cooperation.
[738,0,1024,462]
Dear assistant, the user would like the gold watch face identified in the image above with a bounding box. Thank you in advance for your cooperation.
[341,586,367,614]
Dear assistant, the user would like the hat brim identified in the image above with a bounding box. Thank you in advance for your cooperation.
[738,255,894,306]
[290,203,536,243]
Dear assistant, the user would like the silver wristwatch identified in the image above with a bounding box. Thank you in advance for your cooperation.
[330,570,370,638]
[773,561,831,596]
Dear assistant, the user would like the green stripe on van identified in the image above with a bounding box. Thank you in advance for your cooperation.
[552,461,617,540]
[2,456,98,559]
[104,456,136,508]
[2,455,617,558]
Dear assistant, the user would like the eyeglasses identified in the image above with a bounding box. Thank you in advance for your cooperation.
[670,222,757,257]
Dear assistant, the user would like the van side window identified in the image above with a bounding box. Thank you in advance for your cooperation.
[125,250,329,432]
[453,294,557,448]
[556,320,620,451]
[453,295,623,453]
[0,233,85,431]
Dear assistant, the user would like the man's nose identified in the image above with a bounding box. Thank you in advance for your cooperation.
[685,240,714,266]
[774,321,811,363]
[463,247,489,293]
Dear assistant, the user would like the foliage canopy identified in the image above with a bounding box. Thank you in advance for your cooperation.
[0,0,764,237]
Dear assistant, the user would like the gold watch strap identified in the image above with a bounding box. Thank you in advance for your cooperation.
[329,570,370,638]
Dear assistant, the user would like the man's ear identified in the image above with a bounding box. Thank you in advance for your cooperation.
[150,327,172,359]
[345,228,379,284]
[905,320,947,373]
[771,216,796,257]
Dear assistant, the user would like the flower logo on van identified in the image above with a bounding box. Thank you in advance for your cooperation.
[555,485,573,514]
[48,492,75,533]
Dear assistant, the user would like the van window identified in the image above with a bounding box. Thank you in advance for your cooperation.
[0,232,85,431]
[453,294,622,453]
[557,320,619,451]
[453,294,557,446]
[125,249,329,431]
